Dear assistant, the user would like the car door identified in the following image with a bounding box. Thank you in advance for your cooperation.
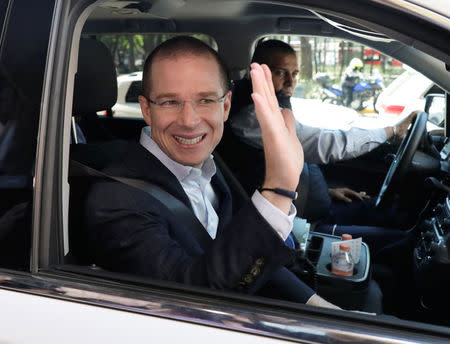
[2,1,450,343]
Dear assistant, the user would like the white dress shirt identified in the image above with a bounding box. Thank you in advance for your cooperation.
[140,126,296,240]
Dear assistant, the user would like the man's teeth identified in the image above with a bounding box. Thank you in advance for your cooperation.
[174,135,203,145]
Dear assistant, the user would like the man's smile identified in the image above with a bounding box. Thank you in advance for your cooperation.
[174,134,206,145]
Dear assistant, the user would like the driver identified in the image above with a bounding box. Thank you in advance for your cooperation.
[219,39,418,253]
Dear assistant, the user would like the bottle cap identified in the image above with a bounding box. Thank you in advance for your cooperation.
[339,243,351,251]
[341,234,352,241]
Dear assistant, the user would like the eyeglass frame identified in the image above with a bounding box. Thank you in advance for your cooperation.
[145,92,229,113]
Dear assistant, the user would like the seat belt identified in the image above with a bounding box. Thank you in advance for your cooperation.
[69,159,212,250]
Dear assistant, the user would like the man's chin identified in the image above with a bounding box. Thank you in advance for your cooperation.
[173,153,205,168]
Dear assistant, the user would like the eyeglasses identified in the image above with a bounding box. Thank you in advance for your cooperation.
[147,93,228,114]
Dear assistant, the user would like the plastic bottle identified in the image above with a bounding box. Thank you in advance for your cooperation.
[331,244,354,276]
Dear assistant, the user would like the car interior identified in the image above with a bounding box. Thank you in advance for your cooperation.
[35,0,450,330]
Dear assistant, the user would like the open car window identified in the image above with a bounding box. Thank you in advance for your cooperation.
[65,0,450,331]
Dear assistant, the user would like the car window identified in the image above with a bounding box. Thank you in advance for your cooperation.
[60,2,450,341]
[0,0,55,271]
[261,35,444,131]
[125,80,142,103]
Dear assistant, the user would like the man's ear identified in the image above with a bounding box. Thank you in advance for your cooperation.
[138,95,152,126]
[222,90,232,122]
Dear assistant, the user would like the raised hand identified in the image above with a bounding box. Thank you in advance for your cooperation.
[250,63,303,213]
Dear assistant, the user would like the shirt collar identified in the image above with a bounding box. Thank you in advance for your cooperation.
[139,126,216,183]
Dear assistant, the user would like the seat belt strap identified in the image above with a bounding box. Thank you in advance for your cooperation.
[69,159,212,250]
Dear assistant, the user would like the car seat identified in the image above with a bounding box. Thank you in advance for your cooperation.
[68,38,122,264]
[72,38,118,142]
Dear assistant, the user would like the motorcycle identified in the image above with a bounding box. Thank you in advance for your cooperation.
[314,73,385,112]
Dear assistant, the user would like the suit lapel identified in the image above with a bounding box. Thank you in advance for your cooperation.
[212,169,233,233]
[120,142,234,240]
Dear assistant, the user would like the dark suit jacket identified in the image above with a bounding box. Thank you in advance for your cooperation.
[84,141,305,296]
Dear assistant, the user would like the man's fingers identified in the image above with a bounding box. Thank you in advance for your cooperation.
[251,63,272,107]
[340,195,352,203]
[251,93,269,125]
[346,188,370,201]
[396,110,420,137]
[261,64,277,109]
[345,188,364,200]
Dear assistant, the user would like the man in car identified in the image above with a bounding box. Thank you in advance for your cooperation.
[222,39,417,232]
[230,39,415,166]
[84,36,346,310]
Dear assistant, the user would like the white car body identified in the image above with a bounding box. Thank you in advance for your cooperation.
[375,67,434,118]
[112,72,143,118]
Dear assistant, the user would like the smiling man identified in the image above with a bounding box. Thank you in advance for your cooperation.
[84,36,339,309]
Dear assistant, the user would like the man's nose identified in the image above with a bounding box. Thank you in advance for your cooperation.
[178,100,200,127]
[284,73,294,86]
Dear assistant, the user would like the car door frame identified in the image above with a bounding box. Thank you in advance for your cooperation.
[24,0,450,343]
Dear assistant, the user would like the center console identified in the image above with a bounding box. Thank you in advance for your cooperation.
[307,233,370,289]
[304,232,373,310]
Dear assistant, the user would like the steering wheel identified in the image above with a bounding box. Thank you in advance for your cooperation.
[375,112,428,208]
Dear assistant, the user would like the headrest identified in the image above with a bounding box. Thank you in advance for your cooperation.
[72,39,117,115]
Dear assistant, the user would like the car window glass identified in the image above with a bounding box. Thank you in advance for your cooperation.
[262,35,444,131]
[0,0,55,271]
[125,80,142,103]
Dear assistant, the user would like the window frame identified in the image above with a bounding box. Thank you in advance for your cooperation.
[16,0,450,342]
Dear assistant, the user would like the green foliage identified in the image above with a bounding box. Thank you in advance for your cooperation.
[85,33,217,75]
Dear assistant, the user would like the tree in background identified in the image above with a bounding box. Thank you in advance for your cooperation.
[98,34,144,74]
[300,37,312,79]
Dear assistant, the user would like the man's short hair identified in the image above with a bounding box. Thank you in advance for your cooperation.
[142,36,230,97]
[251,39,296,65]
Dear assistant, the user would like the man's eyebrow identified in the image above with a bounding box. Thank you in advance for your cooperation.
[153,93,178,100]
[197,91,221,97]
[152,91,221,99]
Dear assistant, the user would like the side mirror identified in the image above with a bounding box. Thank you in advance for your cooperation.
[425,93,445,127]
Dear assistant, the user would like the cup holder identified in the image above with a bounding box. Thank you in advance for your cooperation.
[326,263,358,276]
[306,236,323,264]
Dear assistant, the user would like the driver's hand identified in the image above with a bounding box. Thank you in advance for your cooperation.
[328,187,370,203]
[250,63,303,214]
[394,111,420,138]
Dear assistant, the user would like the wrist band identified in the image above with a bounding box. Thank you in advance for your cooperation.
[259,187,298,200]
